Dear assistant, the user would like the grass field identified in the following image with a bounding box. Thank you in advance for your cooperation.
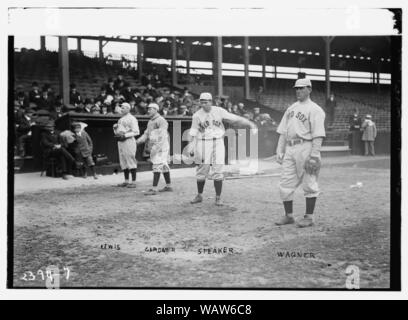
[12,156,390,289]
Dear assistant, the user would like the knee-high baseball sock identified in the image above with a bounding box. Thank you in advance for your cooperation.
[130,168,137,182]
[153,172,160,187]
[163,172,171,186]
[214,180,222,197]
[123,169,130,182]
[197,180,205,194]
[90,166,96,176]
[283,201,293,218]
[305,197,317,216]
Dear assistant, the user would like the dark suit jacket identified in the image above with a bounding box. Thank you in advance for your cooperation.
[40,130,62,155]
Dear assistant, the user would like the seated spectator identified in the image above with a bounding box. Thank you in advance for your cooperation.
[71,122,98,179]
[160,105,169,117]
[114,74,126,91]
[100,104,113,115]
[232,104,240,115]
[253,107,261,122]
[95,86,108,103]
[16,107,36,157]
[15,91,29,109]
[105,78,115,96]
[178,105,188,116]
[49,104,65,120]
[132,89,143,106]
[121,83,134,102]
[113,89,125,104]
[225,102,233,113]
[40,121,75,180]
[82,99,93,113]
[113,101,122,114]
[42,83,55,99]
[129,99,138,115]
[255,86,264,104]
[69,83,82,106]
[144,83,158,99]
[152,74,162,87]
[237,102,247,115]
[137,101,148,115]
[91,105,101,114]
[37,90,54,111]
[28,81,42,105]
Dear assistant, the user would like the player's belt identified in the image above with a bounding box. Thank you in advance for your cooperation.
[199,137,223,141]
[286,138,312,146]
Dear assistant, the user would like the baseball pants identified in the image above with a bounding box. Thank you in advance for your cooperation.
[279,141,320,201]
[195,138,225,181]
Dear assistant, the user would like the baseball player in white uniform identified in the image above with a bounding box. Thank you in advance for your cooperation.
[113,102,140,188]
[187,92,257,206]
[136,103,172,195]
[275,78,326,227]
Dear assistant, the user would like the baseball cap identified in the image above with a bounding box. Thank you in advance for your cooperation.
[147,103,160,111]
[365,114,372,119]
[199,92,213,101]
[121,102,131,109]
[293,78,312,88]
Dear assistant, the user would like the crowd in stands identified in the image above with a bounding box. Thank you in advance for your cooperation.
[13,72,277,159]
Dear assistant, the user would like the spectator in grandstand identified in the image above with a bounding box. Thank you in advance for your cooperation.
[40,121,75,180]
[114,74,126,91]
[100,104,113,116]
[137,101,148,115]
[144,83,158,99]
[349,112,363,155]
[152,74,162,87]
[161,105,169,117]
[105,78,116,96]
[132,89,143,106]
[253,107,261,122]
[15,91,29,109]
[225,102,233,113]
[121,83,134,102]
[49,104,65,121]
[91,105,101,114]
[15,107,36,157]
[178,105,188,116]
[232,104,240,115]
[238,102,247,115]
[37,90,54,111]
[113,89,125,104]
[361,115,377,156]
[82,99,93,113]
[42,83,55,99]
[167,105,179,116]
[113,101,122,114]
[28,81,42,105]
[95,87,108,104]
[69,84,82,106]
[129,99,138,115]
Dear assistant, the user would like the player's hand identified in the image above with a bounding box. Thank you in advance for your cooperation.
[277,153,284,165]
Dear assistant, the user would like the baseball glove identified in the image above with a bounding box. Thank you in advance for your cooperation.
[304,156,321,175]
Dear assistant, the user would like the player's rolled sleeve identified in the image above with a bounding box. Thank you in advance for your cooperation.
[276,110,288,135]
[189,115,199,137]
[310,109,326,138]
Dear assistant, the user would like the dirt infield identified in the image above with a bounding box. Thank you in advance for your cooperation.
[13,156,390,288]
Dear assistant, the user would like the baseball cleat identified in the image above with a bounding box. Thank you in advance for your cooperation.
[159,186,173,192]
[144,189,158,195]
[275,216,295,226]
[296,216,314,228]
[215,197,223,206]
[117,182,129,187]
[126,183,137,188]
[190,194,203,204]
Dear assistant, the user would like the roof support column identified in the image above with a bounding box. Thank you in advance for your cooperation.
[40,36,46,52]
[137,37,144,82]
[243,36,250,100]
[58,36,70,107]
[213,36,223,98]
[171,37,177,86]
[262,48,267,90]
